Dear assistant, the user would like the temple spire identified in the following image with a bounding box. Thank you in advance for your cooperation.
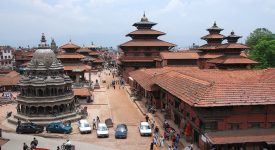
[38,33,50,49]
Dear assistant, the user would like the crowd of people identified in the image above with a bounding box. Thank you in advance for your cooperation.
[146,114,194,150]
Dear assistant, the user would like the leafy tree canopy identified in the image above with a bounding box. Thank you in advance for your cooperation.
[246,28,273,48]
[246,28,275,68]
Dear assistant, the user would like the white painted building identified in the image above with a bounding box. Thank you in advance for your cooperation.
[0,46,14,69]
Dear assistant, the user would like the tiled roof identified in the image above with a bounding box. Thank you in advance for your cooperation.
[130,67,275,107]
[76,48,92,53]
[63,64,91,71]
[93,58,104,63]
[216,43,249,49]
[127,29,166,36]
[201,34,225,39]
[120,56,157,62]
[57,53,85,59]
[160,52,199,60]
[0,71,20,86]
[60,42,80,49]
[197,44,219,50]
[120,39,176,47]
[129,68,178,91]
[206,129,275,144]
[73,88,91,96]
[207,55,259,64]
[199,53,224,59]
[89,51,100,55]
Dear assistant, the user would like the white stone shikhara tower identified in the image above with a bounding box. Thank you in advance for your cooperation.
[9,33,81,125]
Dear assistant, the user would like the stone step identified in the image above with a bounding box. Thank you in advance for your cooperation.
[8,114,82,126]
[13,112,78,122]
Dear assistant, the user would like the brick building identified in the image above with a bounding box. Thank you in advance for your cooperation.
[128,23,274,150]
[130,67,275,150]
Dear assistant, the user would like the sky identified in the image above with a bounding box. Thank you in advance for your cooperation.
[0,0,274,49]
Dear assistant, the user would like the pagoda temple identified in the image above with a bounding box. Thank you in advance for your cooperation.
[58,41,90,83]
[79,43,104,72]
[198,22,258,69]
[9,34,81,125]
[119,13,176,81]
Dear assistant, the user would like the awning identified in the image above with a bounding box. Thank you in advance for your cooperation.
[205,129,275,145]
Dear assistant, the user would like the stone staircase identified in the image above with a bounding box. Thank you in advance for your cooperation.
[8,112,82,126]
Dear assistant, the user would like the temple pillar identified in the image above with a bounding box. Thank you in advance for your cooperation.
[76,73,80,83]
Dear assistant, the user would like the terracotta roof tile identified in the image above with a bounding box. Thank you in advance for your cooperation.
[63,64,91,71]
[201,34,225,39]
[216,43,249,49]
[199,53,224,59]
[89,51,100,55]
[76,48,92,53]
[60,42,80,49]
[120,39,176,47]
[120,56,158,62]
[57,53,85,59]
[130,67,275,107]
[160,52,199,59]
[207,55,259,64]
[0,71,20,86]
[73,88,91,96]
[206,129,275,144]
[127,29,166,36]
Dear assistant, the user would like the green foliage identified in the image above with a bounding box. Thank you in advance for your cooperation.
[250,40,275,68]
[246,28,273,48]
[246,28,275,68]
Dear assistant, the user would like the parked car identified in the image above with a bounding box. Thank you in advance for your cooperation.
[46,122,72,134]
[16,122,44,134]
[115,124,128,139]
[78,119,92,134]
[138,122,152,136]
[97,123,109,138]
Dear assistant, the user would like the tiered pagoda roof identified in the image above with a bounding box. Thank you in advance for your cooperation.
[120,13,176,48]
[60,41,80,49]
[197,22,258,68]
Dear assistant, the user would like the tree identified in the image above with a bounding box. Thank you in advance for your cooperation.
[246,28,273,48]
[250,39,275,68]
[246,28,275,68]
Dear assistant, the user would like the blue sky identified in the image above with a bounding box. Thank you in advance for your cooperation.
[0,0,274,49]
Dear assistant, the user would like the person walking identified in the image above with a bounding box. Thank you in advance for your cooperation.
[145,115,149,122]
[23,143,28,150]
[93,119,97,129]
[96,116,100,124]
[57,146,60,150]
[33,137,38,147]
[159,135,164,147]
[150,141,154,150]
[154,126,159,137]
[17,119,21,126]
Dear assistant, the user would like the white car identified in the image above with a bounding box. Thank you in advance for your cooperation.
[97,123,109,138]
[78,119,92,134]
[139,122,152,136]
